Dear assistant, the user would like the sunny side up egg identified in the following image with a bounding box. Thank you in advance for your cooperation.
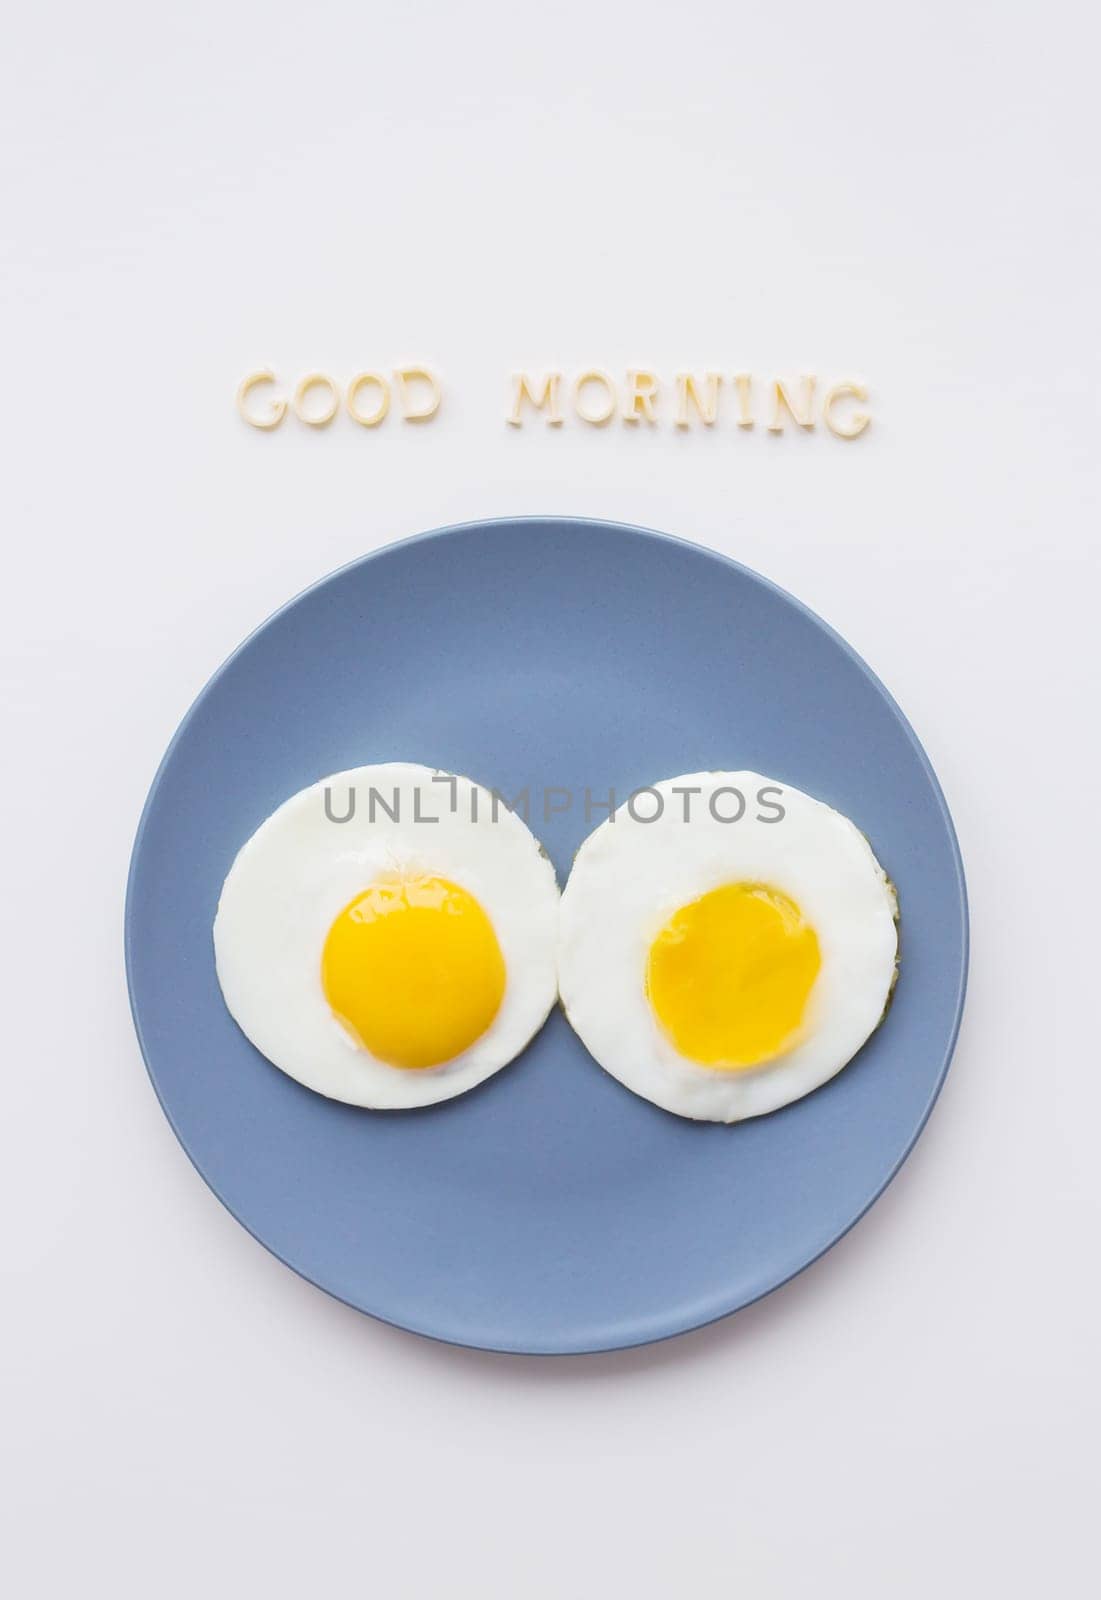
[558,771,899,1122]
[213,763,560,1108]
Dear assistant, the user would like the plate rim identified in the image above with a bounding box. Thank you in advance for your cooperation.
[124,515,970,1355]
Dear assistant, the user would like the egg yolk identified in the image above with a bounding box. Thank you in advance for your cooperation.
[321,875,505,1069]
[646,882,820,1070]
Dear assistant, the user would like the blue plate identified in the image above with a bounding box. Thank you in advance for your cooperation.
[126,518,968,1354]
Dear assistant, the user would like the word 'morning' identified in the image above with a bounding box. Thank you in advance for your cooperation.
[508,371,870,437]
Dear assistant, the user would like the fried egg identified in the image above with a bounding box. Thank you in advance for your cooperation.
[557,771,899,1121]
[214,763,560,1108]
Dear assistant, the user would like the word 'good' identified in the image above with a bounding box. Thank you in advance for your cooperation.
[237,367,441,429]
[507,372,870,437]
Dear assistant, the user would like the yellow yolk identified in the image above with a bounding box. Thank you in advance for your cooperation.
[321,875,505,1069]
[646,882,820,1070]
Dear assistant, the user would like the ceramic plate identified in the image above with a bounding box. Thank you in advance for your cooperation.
[126,519,967,1353]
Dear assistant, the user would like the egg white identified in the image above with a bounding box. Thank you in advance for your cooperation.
[557,771,899,1122]
[214,763,560,1109]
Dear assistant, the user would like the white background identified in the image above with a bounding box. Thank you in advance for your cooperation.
[3,3,1098,1595]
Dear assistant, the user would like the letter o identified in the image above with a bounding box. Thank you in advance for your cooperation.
[574,369,617,426]
[709,786,746,823]
[293,372,340,427]
[346,371,391,428]
[627,786,665,823]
